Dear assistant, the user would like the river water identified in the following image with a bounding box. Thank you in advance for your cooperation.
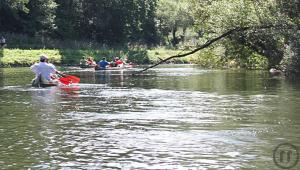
[0,65,300,169]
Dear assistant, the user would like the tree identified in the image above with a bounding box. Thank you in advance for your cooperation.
[54,0,82,40]
[139,0,158,44]
[189,0,299,69]
[277,0,300,77]
[22,0,57,36]
[0,0,29,32]
[156,0,194,46]
[136,0,299,73]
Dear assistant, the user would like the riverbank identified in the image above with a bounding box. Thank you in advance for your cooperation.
[0,48,186,67]
[0,47,268,69]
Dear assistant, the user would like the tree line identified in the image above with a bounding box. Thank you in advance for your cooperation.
[0,0,158,44]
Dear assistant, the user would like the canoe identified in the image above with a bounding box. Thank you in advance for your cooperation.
[31,75,58,88]
[32,81,58,88]
[80,64,95,68]
[95,65,133,71]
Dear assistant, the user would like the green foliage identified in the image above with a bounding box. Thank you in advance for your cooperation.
[54,0,82,40]
[0,0,158,44]
[190,0,280,34]
[189,0,299,73]
[223,39,269,69]
[280,32,300,78]
[0,48,150,67]
[156,0,194,46]
[24,0,57,36]
[276,0,300,77]
[0,46,269,69]
[147,48,188,63]
[190,47,268,69]
[247,53,268,69]
[53,0,158,44]
[0,49,61,67]
[191,48,224,68]
[59,48,149,65]
[1,32,129,49]
[0,0,29,32]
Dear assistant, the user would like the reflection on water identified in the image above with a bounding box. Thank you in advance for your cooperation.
[0,65,300,169]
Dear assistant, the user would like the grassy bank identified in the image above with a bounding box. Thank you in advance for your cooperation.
[0,32,269,69]
[0,48,191,67]
[0,47,268,69]
[0,48,150,67]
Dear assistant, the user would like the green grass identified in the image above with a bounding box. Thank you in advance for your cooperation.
[147,48,192,63]
[0,49,61,67]
[0,47,268,69]
[0,47,191,67]
[0,48,152,67]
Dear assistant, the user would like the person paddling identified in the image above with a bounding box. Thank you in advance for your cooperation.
[86,57,97,66]
[79,57,87,66]
[30,54,65,87]
[97,57,110,70]
[115,57,124,67]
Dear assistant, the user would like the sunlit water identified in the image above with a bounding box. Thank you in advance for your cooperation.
[0,65,300,169]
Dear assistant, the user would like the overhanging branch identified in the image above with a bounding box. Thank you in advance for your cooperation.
[133,24,295,75]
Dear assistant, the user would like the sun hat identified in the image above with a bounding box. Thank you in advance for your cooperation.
[40,54,48,60]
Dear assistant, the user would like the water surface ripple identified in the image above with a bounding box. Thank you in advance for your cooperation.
[0,66,300,169]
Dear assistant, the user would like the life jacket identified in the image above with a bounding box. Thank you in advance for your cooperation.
[115,59,123,65]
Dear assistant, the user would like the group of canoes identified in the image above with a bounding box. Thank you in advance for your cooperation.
[30,54,132,87]
[79,56,133,70]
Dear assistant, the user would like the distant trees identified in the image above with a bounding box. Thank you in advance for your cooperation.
[156,0,194,46]
[0,0,29,32]
[0,0,158,44]
[24,0,57,36]
[54,0,81,40]
[55,0,158,44]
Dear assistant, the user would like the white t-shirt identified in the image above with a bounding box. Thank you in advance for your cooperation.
[30,62,56,81]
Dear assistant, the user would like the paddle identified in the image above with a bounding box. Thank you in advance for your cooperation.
[58,77,71,85]
[57,73,80,85]
[65,75,80,83]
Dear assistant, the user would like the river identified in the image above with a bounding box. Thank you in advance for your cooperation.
[0,65,300,169]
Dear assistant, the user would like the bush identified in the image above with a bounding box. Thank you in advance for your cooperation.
[190,48,224,68]
[147,48,192,63]
[0,48,150,67]
[245,53,268,69]
[0,49,61,67]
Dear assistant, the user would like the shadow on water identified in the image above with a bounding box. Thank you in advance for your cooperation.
[124,68,286,95]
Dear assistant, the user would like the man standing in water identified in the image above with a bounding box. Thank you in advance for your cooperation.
[30,54,65,87]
